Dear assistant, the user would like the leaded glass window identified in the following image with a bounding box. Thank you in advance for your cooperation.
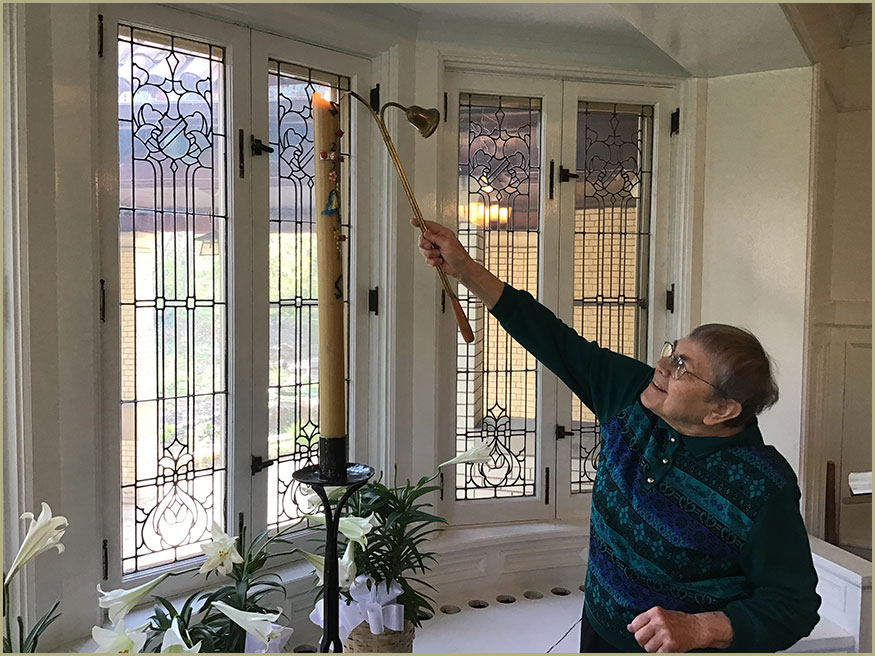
[570,102,653,493]
[265,61,351,530]
[118,26,227,573]
[456,94,541,500]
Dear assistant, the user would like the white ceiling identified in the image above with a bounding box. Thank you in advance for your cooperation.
[393,2,812,76]
[396,2,634,36]
[180,3,818,78]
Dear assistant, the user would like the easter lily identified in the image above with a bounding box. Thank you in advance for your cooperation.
[199,521,243,576]
[4,502,68,585]
[97,573,169,624]
[243,623,293,653]
[160,617,202,653]
[301,486,346,514]
[211,601,282,646]
[439,440,492,469]
[297,549,326,580]
[305,514,377,547]
[297,542,357,588]
[92,620,149,653]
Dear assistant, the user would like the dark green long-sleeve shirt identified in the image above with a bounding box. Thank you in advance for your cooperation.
[490,284,820,652]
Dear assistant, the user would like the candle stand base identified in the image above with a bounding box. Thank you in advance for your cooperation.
[294,463,375,652]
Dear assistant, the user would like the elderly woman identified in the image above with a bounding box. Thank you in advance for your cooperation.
[413,218,820,653]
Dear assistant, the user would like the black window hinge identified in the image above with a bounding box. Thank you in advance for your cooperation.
[545,467,550,505]
[443,92,448,122]
[549,161,555,199]
[441,289,446,314]
[238,129,245,178]
[670,108,680,136]
[666,283,675,314]
[238,512,245,536]
[97,14,104,59]
[101,539,108,580]
[99,279,106,322]
[368,287,379,315]
[439,472,444,501]
[555,424,573,440]
[370,84,380,112]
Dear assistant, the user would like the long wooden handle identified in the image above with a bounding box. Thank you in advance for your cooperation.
[450,295,474,343]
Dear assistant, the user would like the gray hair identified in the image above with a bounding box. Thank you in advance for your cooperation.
[688,324,779,428]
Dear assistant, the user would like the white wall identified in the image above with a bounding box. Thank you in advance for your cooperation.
[8,3,104,645]
[805,39,872,545]
[700,67,814,473]
[830,110,872,304]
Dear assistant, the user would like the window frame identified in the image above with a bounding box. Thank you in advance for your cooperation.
[97,3,373,595]
[437,71,564,526]
[553,80,676,522]
[433,69,682,527]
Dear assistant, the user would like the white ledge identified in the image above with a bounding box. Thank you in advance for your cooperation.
[810,535,873,587]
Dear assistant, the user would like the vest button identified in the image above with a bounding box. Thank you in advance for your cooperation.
[662,458,670,465]
[670,437,676,443]
[647,477,655,484]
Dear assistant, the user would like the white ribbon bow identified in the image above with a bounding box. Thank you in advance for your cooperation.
[309,575,405,643]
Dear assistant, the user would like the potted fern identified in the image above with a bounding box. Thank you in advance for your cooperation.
[302,441,491,653]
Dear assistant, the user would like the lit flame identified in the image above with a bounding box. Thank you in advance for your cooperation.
[311,91,337,107]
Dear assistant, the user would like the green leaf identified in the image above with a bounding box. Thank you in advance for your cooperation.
[153,594,179,618]
[21,600,61,653]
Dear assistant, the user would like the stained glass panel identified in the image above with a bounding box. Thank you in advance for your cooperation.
[570,102,653,493]
[456,94,541,500]
[118,25,227,574]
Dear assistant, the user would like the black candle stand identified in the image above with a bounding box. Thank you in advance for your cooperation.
[293,456,374,653]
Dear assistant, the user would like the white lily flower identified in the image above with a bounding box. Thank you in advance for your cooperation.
[4,502,68,585]
[244,624,294,653]
[305,514,376,547]
[298,543,357,589]
[297,549,326,581]
[199,521,244,576]
[92,620,149,653]
[302,486,346,514]
[97,573,169,624]
[439,440,492,469]
[339,541,357,588]
[212,601,282,646]
[160,617,202,653]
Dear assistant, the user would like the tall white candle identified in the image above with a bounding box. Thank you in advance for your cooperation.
[312,92,345,440]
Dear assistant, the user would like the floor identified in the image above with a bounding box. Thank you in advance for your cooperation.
[286,573,586,653]
[413,581,584,653]
[285,573,858,654]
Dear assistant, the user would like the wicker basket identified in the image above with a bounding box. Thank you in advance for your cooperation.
[343,620,415,653]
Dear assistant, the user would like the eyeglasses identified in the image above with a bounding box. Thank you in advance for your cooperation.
[659,341,724,394]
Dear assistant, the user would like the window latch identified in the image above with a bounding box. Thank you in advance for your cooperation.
[251,136,274,157]
[555,424,573,440]
[251,455,275,475]
[558,166,579,183]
